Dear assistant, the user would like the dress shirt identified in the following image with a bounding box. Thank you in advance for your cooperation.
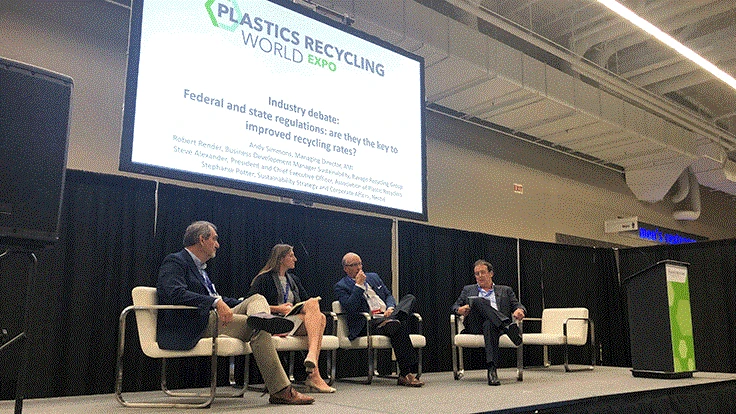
[185,248,220,307]
[478,285,498,310]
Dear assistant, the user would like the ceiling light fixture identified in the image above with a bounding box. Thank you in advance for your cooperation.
[596,0,736,91]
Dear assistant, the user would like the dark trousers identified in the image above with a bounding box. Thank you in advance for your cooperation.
[461,298,511,367]
[365,294,418,376]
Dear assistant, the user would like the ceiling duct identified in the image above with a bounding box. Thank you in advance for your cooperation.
[672,167,701,221]
[330,0,736,201]
[691,137,736,194]
[670,168,690,203]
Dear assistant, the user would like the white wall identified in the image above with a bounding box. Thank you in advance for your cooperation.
[3,1,735,246]
[425,111,736,245]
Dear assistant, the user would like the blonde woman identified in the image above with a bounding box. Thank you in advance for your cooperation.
[249,244,335,393]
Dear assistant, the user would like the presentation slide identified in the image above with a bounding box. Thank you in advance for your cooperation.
[121,0,426,220]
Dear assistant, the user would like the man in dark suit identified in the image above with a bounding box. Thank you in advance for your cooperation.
[452,259,526,386]
[334,252,423,387]
[157,221,313,404]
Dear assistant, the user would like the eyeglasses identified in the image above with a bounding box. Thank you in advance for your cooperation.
[344,262,362,267]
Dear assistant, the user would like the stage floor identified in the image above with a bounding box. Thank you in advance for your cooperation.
[3,366,735,413]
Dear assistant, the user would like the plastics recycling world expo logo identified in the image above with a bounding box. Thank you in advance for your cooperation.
[205,0,244,32]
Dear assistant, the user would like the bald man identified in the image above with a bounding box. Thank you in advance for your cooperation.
[334,252,423,387]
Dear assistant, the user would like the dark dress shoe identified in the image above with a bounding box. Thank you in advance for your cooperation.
[487,368,500,386]
[247,312,294,335]
[397,373,424,387]
[269,385,315,405]
[393,308,409,321]
[505,323,522,346]
[375,319,401,336]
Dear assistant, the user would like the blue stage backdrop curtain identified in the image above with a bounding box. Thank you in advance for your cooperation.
[398,221,518,373]
[153,183,393,386]
[0,170,157,399]
[519,240,622,367]
[618,239,736,374]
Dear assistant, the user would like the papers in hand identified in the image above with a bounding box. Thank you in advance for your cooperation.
[285,296,321,317]
[278,297,321,336]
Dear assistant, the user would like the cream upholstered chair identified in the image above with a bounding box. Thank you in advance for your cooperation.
[332,301,426,384]
[115,286,252,408]
[450,314,524,381]
[266,312,340,385]
[522,307,595,372]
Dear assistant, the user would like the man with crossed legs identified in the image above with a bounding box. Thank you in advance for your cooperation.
[452,260,525,385]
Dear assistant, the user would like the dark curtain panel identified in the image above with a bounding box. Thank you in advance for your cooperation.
[519,241,621,367]
[619,240,736,373]
[596,247,629,367]
[0,170,157,399]
[398,221,518,373]
[154,183,393,384]
[5,170,736,401]
[154,182,393,309]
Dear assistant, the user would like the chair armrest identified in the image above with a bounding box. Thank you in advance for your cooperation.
[411,312,423,334]
[118,304,221,360]
[119,303,200,324]
[450,314,458,338]
[126,304,198,311]
[360,312,373,336]
[562,317,593,338]
[513,317,537,334]
[323,311,338,336]
[120,304,219,338]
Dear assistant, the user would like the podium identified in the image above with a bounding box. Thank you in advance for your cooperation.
[623,260,695,378]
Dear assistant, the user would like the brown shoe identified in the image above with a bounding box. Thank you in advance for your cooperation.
[397,373,424,387]
[269,385,315,405]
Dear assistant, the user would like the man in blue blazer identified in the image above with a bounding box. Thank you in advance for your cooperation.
[334,252,423,387]
[452,259,526,386]
[156,221,313,404]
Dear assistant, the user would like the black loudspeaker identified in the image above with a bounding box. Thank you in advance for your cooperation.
[0,57,73,248]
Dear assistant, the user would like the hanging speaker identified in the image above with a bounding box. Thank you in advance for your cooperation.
[0,57,73,248]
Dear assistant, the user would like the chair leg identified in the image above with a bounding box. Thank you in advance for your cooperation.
[589,320,596,369]
[162,357,249,399]
[115,309,215,408]
[416,348,422,379]
[375,349,400,380]
[366,348,375,383]
[326,348,337,386]
[243,354,251,390]
[288,351,296,382]
[452,343,462,380]
[336,348,374,384]
[516,344,524,381]
[564,321,596,372]
[227,356,247,397]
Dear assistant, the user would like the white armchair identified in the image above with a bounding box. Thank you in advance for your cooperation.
[450,314,524,381]
[522,307,595,372]
[332,301,426,384]
[115,286,252,408]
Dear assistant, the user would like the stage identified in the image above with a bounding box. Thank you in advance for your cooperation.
[2,366,735,413]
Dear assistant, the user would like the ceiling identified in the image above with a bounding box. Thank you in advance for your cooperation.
[318,0,736,211]
[77,0,736,211]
